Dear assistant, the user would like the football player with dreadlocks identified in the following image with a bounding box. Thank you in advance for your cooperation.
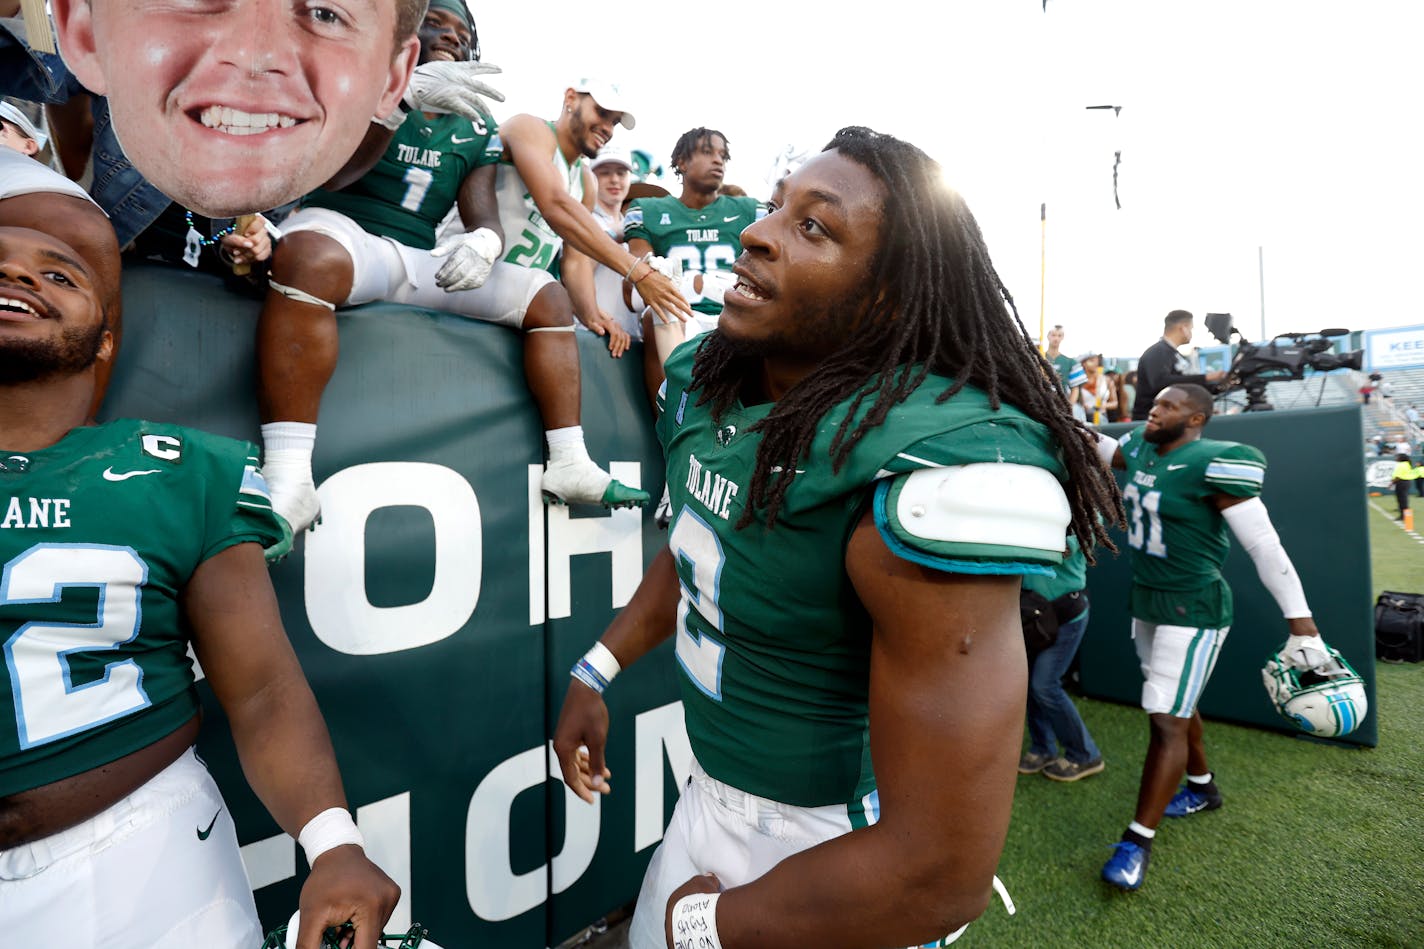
[553,127,1122,948]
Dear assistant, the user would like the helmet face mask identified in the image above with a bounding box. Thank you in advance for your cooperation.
[1262,644,1368,738]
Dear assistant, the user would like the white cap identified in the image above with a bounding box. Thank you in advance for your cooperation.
[570,78,635,129]
[0,101,46,150]
[590,146,633,171]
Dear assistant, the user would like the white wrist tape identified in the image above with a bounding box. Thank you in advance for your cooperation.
[297,807,364,866]
[1221,497,1311,618]
[571,641,621,694]
[670,892,724,949]
[1094,431,1119,467]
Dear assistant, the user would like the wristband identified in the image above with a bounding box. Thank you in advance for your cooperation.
[571,641,621,694]
[625,252,652,282]
[297,807,364,866]
[671,892,724,949]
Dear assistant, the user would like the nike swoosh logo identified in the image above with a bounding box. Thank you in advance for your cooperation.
[451,135,475,144]
[1167,464,1188,471]
[723,216,739,222]
[1121,864,1142,885]
[103,467,162,481]
[196,809,221,840]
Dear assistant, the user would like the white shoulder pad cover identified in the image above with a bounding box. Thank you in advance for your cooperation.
[882,463,1071,566]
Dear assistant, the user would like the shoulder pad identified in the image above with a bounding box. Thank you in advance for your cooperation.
[874,464,1071,574]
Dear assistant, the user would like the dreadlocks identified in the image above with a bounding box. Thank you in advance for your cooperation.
[688,126,1123,558]
[671,127,730,176]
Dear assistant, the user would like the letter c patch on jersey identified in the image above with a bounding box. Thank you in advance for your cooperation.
[142,434,183,462]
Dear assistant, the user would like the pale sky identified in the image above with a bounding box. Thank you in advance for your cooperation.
[476,0,1422,359]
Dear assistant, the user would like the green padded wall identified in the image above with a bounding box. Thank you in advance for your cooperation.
[102,264,684,946]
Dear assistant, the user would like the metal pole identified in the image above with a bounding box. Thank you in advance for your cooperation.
[1039,203,1047,349]
[1258,245,1266,340]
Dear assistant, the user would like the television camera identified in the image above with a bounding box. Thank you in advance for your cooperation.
[1203,312,1364,412]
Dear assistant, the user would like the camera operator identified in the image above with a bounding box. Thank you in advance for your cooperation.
[1132,310,1227,420]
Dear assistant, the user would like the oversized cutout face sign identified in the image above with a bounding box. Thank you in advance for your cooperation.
[52,0,420,217]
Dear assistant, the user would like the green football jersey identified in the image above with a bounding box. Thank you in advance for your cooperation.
[623,195,764,316]
[1118,427,1266,627]
[0,420,283,796]
[655,346,1066,809]
[303,113,502,250]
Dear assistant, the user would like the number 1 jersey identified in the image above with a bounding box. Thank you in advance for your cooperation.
[0,421,284,796]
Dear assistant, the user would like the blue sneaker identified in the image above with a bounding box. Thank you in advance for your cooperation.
[1164,783,1224,817]
[1101,841,1150,890]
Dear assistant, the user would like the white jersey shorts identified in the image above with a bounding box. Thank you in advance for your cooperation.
[0,747,262,949]
[1132,619,1230,717]
[628,759,987,949]
[281,207,555,328]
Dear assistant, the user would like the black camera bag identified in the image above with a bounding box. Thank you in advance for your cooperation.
[1374,591,1424,663]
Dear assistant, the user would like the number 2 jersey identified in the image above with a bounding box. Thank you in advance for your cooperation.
[656,344,1070,809]
[1118,427,1266,628]
[302,112,503,251]
[0,420,284,796]
[622,194,763,316]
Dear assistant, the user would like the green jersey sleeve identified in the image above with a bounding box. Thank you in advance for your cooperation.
[196,438,286,562]
[622,199,651,245]
[1202,443,1267,498]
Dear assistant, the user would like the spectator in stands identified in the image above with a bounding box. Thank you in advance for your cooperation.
[1122,370,1138,420]
[1391,453,1417,520]
[1045,323,1087,418]
[589,146,633,239]
[1359,381,1374,404]
[0,99,40,157]
[1018,538,1104,783]
[1131,310,1226,420]
[1406,404,1421,427]
[1079,353,1116,425]
[584,146,642,339]
[1379,378,1394,402]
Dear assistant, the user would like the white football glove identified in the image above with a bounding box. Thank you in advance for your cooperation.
[403,60,505,122]
[1281,633,1332,672]
[646,255,682,282]
[431,227,502,292]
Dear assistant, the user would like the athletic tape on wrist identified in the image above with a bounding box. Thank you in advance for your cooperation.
[297,807,364,866]
[570,641,621,694]
[670,892,723,949]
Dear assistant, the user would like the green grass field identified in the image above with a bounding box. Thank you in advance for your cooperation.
[970,502,1424,947]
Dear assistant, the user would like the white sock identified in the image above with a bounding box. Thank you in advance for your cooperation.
[545,426,590,465]
[1128,821,1157,839]
[261,422,317,485]
[1186,772,1213,785]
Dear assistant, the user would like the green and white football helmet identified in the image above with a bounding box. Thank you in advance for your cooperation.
[1262,642,1367,738]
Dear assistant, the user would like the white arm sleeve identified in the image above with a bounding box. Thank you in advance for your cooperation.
[1221,497,1312,618]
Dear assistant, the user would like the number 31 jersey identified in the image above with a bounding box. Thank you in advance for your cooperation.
[0,420,284,796]
[1118,427,1265,626]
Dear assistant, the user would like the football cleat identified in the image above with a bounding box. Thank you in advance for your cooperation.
[541,458,649,509]
[1163,783,1223,817]
[1262,642,1368,737]
[262,912,442,948]
[1101,840,1150,890]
